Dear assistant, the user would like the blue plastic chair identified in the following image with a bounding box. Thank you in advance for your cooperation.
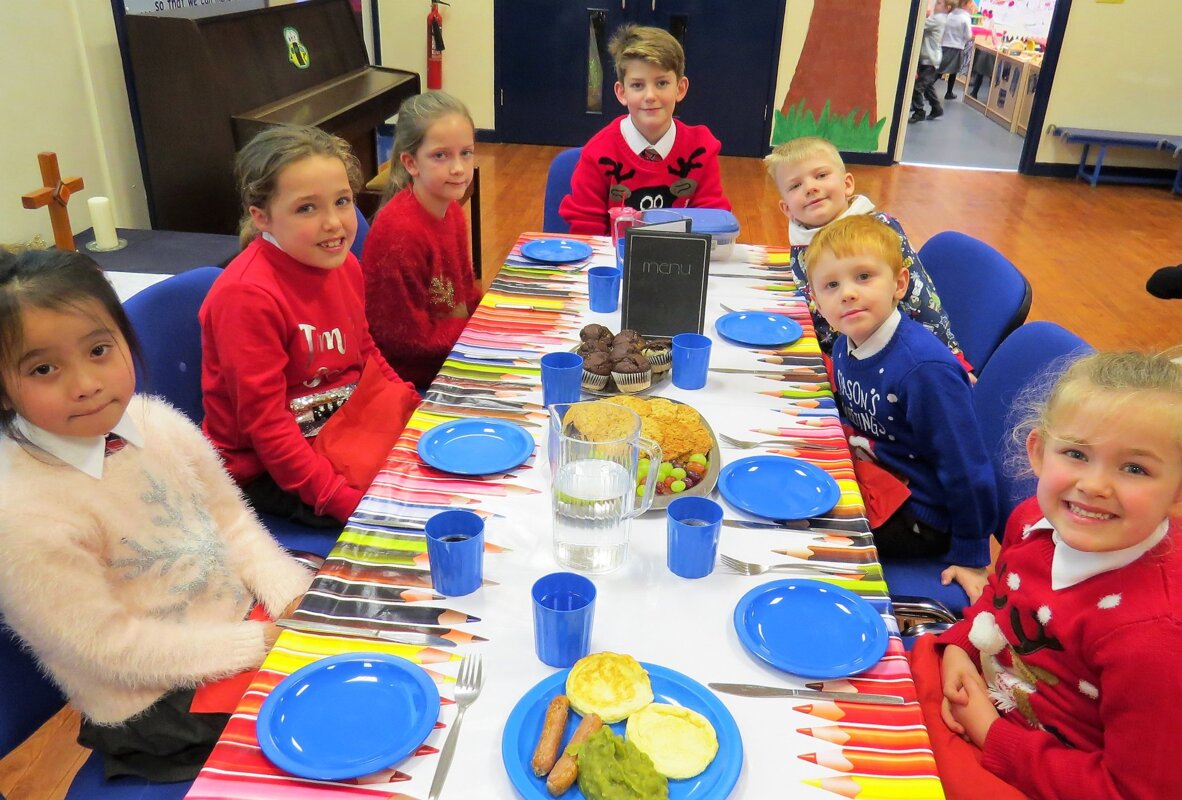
[1,619,189,798]
[123,270,339,557]
[543,147,582,233]
[881,321,1092,620]
[917,231,1033,374]
[350,204,370,261]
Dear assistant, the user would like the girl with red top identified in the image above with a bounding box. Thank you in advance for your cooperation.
[200,125,418,527]
[911,349,1182,799]
[361,91,483,391]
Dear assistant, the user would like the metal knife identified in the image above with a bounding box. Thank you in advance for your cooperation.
[708,683,904,705]
[276,618,456,648]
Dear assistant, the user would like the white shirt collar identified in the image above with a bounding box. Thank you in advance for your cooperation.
[261,231,285,252]
[620,116,677,158]
[1029,516,1172,590]
[14,409,143,480]
[848,309,902,359]
[789,195,876,245]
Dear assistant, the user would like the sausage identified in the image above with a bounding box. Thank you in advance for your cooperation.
[545,712,603,796]
[531,695,570,777]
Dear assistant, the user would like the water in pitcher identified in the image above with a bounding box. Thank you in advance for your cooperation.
[552,458,635,573]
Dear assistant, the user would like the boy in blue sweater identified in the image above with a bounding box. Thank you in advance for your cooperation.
[805,215,997,602]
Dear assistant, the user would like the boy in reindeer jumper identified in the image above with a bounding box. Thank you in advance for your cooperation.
[804,215,997,602]
[559,24,731,236]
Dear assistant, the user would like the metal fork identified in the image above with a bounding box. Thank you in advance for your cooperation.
[719,553,863,577]
[428,653,484,800]
[718,432,842,451]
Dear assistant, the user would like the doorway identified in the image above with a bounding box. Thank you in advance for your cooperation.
[900,0,1063,171]
[494,0,786,158]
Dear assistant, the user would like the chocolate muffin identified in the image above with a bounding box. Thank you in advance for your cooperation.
[613,329,648,351]
[580,323,614,345]
[608,341,640,361]
[610,353,652,394]
[576,339,609,358]
[581,351,613,391]
[642,341,672,374]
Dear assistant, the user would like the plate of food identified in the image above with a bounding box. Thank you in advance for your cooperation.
[502,652,742,800]
[575,325,673,397]
[586,396,720,510]
[257,652,440,780]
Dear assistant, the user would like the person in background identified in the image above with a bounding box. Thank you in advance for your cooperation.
[765,136,970,371]
[912,349,1182,800]
[559,24,731,236]
[362,91,483,391]
[939,0,974,100]
[911,1,950,123]
[804,216,997,602]
[201,125,418,527]
[0,249,312,783]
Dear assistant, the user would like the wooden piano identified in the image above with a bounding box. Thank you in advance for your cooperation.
[124,0,419,234]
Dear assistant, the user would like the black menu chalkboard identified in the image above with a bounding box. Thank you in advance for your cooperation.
[620,229,712,338]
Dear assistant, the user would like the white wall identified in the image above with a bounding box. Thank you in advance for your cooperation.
[1,0,149,246]
[375,0,495,129]
[1035,1,1182,169]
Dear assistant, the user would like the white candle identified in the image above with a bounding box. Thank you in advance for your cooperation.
[88,196,119,250]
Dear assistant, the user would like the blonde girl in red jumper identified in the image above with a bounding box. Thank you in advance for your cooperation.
[361,91,483,391]
[911,349,1182,800]
[201,125,418,527]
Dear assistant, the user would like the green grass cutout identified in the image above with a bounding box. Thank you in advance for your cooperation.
[771,99,888,152]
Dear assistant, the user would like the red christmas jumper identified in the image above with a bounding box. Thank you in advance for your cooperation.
[200,237,411,522]
[559,115,731,236]
[361,187,483,390]
[937,497,1182,799]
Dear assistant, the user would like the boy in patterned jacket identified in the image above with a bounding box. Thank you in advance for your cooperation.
[559,25,731,236]
[766,136,971,372]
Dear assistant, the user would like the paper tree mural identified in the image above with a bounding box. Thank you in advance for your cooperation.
[772,0,888,151]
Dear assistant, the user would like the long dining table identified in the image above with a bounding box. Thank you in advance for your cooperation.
[185,233,946,800]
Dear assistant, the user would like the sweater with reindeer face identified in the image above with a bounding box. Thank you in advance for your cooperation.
[559,115,731,236]
[938,496,1182,800]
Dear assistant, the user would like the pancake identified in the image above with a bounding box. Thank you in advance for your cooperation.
[625,702,718,779]
[565,652,653,724]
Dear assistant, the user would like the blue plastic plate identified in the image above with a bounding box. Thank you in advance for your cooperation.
[733,579,888,678]
[714,311,803,347]
[257,652,440,780]
[717,455,840,520]
[418,418,535,475]
[520,238,594,264]
[502,662,742,799]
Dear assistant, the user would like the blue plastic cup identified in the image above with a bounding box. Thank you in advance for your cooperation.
[672,333,712,390]
[587,266,622,313]
[541,351,583,407]
[424,510,485,596]
[666,496,724,578]
[531,572,596,668]
[616,237,626,271]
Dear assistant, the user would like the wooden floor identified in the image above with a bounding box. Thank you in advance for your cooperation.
[2,143,1178,800]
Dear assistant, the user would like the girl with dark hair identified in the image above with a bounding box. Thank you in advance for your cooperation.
[0,248,312,783]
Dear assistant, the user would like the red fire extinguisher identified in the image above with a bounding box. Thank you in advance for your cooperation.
[427,0,449,90]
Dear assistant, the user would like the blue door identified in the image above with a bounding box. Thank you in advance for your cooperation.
[494,0,785,158]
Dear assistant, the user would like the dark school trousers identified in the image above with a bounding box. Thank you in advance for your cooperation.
[912,63,942,115]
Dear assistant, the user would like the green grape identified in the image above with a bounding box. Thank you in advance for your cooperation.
[670,479,687,493]
[688,453,708,466]
[670,467,687,480]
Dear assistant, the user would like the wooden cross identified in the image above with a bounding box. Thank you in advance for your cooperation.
[22,152,84,251]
